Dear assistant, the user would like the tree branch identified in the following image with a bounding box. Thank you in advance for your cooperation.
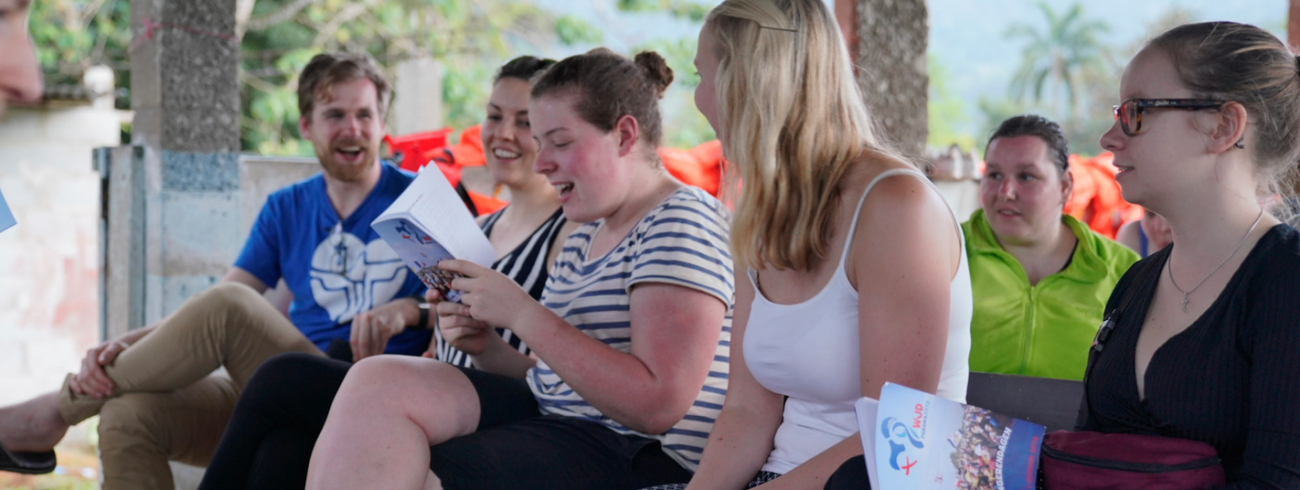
[245,0,318,33]
[312,0,378,48]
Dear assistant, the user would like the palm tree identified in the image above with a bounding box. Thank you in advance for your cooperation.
[1005,1,1111,116]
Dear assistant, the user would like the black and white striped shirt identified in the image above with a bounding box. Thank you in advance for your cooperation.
[434,208,567,368]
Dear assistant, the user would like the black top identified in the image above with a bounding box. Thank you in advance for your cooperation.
[1079,224,1300,488]
[434,207,567,368]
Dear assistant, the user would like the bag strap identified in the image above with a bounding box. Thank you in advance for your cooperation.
[1078,254,1165,425]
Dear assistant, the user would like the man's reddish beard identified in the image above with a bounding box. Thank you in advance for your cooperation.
[315,137,379,183]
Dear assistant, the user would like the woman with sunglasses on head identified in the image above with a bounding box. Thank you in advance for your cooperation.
[654,0,971,488]
[196,55,584,490]
[1080,22,1300,487]
[303,48,734,490]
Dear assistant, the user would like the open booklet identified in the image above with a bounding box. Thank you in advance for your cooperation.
[371,166,496,302]
[856,383,1044,490]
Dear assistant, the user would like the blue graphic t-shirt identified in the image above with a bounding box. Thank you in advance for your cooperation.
[234,162,430,354]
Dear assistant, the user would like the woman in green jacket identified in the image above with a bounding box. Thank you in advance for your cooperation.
[964,115,1139,380]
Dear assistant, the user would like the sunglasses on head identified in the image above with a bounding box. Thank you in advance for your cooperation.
[1111,98,1229,137]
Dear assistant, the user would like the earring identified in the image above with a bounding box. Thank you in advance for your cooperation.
[1234,139,1246,149]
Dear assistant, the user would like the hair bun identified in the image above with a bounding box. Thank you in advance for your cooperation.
[634,51,674,98]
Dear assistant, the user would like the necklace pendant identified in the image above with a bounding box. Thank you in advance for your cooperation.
[1181,294,1190,313]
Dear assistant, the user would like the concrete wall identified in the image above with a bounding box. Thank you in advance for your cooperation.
[0,104,121,406]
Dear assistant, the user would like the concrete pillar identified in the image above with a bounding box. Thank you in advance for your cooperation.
[119,0,242,330]
[849,0,928,157]
[392,57,444,137]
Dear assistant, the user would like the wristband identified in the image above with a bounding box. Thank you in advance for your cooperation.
[407,295,430,330]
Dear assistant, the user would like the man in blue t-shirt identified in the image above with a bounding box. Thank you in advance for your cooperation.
[0,53,434,486]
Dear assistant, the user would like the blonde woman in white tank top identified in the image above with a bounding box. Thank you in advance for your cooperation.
[654,1,974,489]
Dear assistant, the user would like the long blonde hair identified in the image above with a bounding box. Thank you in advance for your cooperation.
[707,0,909,271]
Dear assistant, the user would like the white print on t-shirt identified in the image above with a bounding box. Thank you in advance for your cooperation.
[308,230,408,324]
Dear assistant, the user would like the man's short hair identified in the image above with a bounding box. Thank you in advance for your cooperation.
[297,53,391,120]
[986,114,1070,173]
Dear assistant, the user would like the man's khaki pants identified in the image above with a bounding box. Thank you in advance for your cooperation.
[58,283,323,490]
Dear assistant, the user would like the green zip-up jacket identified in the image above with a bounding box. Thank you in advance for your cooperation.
[963,209,1140,380]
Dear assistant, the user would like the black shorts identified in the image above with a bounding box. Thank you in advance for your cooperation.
[432,367,693,490]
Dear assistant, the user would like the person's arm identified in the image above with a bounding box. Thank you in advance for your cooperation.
[685,274,785,490]
[439,259,727,434]
[1222,260,1300,489]
[761,174,960,489]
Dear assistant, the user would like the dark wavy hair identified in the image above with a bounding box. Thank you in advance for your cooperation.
[297,52,390,119]
[529,48,674,149]
[494,56,556,84]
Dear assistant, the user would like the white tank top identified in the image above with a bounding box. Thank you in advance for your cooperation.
[743,169,972,475]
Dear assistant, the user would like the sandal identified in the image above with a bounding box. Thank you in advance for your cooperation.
[0,442,56,475]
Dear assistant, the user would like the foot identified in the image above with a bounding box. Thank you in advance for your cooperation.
[0,393,69,452]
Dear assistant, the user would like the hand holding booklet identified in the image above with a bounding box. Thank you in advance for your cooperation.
[855,383,1045,490]
[371,166,496,302]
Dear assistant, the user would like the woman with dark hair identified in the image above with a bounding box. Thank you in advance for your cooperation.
[1082,21,1300,487]
[966,115,1138,381]
[303,48,735,490]
[196,55,582,490]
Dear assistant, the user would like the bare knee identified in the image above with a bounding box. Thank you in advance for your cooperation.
[333,357,480,443]
[336,357,469,415]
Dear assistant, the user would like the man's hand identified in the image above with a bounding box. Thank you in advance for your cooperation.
[69,326,150,398]
[350,298,419,362]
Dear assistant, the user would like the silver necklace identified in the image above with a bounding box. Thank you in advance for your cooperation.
[1167,208,1264,312]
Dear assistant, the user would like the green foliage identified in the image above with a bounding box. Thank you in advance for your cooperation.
[1005,1,1111,115]
[238,0,589,154]
[28,0,131,103]
[634,37,701,88]
[975,96,1024,148]
[996,1,1128,156]
[555,15,603,45]
[31,0,724,154]
[927,55,976,151]
[441,63,494,132]
[665,101,717,149]
[616,0,711,22]
[616,0,715,147]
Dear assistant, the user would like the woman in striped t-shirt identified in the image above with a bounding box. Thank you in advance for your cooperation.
[307,49,735,490]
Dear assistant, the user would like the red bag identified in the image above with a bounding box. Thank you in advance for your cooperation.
[1039,430,1224,489]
